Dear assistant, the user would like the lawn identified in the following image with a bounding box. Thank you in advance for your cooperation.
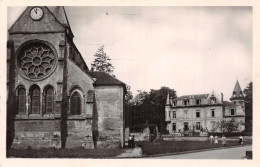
[7,148,124,158]
[136,139,252,156]
[7,139,252,158]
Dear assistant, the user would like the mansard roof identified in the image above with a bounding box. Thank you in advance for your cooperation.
[230,80,244,100]
[176,94,209,100]
[223,101,236,107]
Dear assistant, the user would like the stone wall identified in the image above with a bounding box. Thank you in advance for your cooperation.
[9,32,66,149]
[67,59,94,116]
[12,119,61,148]
[94,86,125,148]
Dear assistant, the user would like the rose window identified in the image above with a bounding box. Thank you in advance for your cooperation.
[18,42,56,80]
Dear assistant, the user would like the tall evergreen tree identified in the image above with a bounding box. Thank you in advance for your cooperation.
[243,82,253,132]
[91,45,115,77]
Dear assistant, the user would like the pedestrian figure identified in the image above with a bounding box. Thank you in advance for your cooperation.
[214,135,218,144]
[209,134,214,144]
[128,134,132,148]
[239,135,244,146]
[222,135,226,146]
[132,135,135,148]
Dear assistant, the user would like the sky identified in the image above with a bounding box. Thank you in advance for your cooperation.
[7,6,252,100]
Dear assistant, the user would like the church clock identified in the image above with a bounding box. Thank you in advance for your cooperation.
[30,7,43,21]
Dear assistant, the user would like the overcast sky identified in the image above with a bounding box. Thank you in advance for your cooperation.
[8,6,252,100]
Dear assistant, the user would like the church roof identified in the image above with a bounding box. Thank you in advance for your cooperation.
[9,6,65,33]
[177,94,209,100]
[87,71,126,87]
[230,80,244,99]
[52,6,70,27]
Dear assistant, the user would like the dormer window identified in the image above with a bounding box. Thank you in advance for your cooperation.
[210,97,216,104]
[184,100,189,106]
[196,99,201,105]
[233,91,236,95]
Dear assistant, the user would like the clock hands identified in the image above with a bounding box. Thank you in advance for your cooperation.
[34,8,38,14]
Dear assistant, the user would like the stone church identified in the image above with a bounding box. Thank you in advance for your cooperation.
[165,80,245,134]
[7,6,126,149]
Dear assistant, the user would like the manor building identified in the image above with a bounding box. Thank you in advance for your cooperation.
[7,6,126,149]
[165,80,245,134]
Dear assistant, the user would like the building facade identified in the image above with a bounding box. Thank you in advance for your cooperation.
[165,80,245,134]
[7,6,126,149]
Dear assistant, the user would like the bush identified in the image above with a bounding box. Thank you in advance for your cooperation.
[208,131,250,137]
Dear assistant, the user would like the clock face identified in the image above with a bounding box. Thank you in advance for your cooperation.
[30,7,43,21]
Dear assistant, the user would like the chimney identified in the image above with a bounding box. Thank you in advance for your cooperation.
[221,93,223,103]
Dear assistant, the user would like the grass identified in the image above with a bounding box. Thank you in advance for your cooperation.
[7,139,252,158]
[7,148,124,158]
[136,139,252,156]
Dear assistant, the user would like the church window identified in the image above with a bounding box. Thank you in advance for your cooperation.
[17,41,56,80]
[70,92,81,115]
[18,88,26,114]
[44,87,54,114]
[30,86,40,114]
[231,109,235,116]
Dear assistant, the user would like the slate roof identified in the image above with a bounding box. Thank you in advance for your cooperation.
[87,71,126,87]
[177,94,209,100]
[52,6,70,27]
[230,80,244,99]
[223,101,236,107]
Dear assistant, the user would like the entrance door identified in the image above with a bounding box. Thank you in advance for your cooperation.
[184,122,188,131]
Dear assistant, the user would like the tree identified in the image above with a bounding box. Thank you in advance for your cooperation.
[127,87,177,133]
[91,45,115,77]
[148,87,177,132]
[132,90,149,105]
[125,84,133,105]
[217,119,240,133]
[243,82,253,132]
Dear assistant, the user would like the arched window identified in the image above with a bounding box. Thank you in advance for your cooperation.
[18,88,26,114]
[44,87,54,114]
[70,92,81,115]
[31,86,40,114]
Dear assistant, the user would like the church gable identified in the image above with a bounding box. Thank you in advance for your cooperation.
[9,6,65,34]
